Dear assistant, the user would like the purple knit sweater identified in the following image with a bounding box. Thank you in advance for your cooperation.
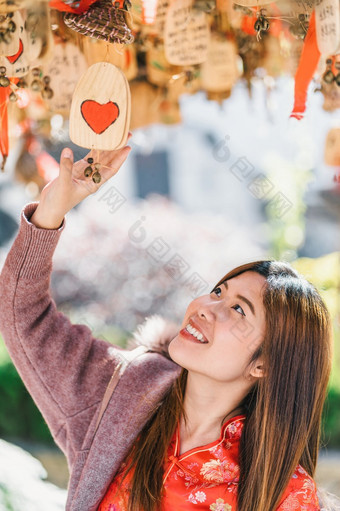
[0,202,181,511]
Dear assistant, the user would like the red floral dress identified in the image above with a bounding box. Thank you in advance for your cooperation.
[97,414,320,511]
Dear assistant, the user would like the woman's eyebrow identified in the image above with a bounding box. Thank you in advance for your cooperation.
[222,281,256,316]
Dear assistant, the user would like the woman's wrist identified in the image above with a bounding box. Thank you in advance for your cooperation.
[29,204,65,230]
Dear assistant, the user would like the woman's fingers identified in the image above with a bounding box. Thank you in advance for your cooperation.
[59,148,74,183]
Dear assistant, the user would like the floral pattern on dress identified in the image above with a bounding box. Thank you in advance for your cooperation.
[98,414,321,511]
[200,459,239,484]
[277,467,320,511]
[209,498,232,511]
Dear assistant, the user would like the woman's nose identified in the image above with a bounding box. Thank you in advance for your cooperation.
[198,299,228,322]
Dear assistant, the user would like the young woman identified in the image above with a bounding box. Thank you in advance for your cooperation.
[0,142,336,511]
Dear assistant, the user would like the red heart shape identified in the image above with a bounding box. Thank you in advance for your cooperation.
[6,39,24,64]
[81,100,120,134]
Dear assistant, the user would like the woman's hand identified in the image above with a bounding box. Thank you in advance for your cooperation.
[30,135,132,229]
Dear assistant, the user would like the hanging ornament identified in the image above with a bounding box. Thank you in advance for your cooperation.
[289,13,310,39]
[315,0,340,55]
[0,67,10,171]
[146,41,182,87]
[64,0,134,44]
[290,10,321,120]
[322,56,340,84]
[164,0,210,66]
[0,11,20,57]
[0,0,27,12]
[25,2,54,64]
[193,0,216,13]
[254,9,270,40]
[201,35,241,94]
[29,67,54,98]
[43,39,88,114]
[69,62,131,182]
[48,0,99,14]
[154,0,170,37]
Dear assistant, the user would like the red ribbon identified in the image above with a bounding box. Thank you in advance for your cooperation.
[0,86,10,171]
[48,0,99,14]
[290,11,321,120]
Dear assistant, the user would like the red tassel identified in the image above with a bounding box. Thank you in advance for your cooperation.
[49,0,99,14]
[290,11,321,120]
[0,86,10,172]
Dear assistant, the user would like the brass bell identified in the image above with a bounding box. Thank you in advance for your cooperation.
[92,171,101,184]
[84,166,93,177]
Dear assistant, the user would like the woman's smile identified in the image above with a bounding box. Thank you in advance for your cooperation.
[179,323,209,344]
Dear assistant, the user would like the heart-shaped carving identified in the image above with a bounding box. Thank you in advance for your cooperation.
[6,39,23,64]
[81,100,120,134]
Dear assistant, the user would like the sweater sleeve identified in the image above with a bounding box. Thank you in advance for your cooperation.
[0,202,121,462]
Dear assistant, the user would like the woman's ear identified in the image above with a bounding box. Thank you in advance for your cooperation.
[248,358,265,379]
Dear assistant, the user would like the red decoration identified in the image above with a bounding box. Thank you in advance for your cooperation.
[6,39,24,65]
[0,86,10,171]
[290,11,321,120]
[49,0,98,14]
[80,100,120,134]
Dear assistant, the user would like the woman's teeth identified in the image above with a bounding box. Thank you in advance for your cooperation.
[185,324,206,342]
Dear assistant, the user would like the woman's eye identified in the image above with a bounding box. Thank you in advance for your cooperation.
[232,304,245,317]
[213,287,222,297]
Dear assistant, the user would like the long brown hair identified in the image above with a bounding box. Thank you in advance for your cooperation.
[122,260,333,511]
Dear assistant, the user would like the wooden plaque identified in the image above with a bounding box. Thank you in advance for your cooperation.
[201,36,241,92]
[315,0,340,55]
[69,62,130,151]
[164,0,210,66]
[0,10,22,57]
[43,41,88,114]
[155,0,170,36]
[1,11,29,77]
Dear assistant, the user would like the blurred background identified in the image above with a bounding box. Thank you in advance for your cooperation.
[0,0,339,509]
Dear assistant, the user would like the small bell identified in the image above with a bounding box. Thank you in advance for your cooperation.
[0,75,10,87]
[17,78,28,88]
[9,91,17,101]
[92,171,101,184]
[42,87,54,99]
[31,79,43,91]
[0,66,10,88]
[84,166,93,177]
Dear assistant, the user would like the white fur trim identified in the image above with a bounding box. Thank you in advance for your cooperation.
[126,315,180,359]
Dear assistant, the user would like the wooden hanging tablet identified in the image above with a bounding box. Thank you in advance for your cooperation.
[0,10,22,57]
[2,11,29,77]
[0,0,28,12]
[26,1,54,64]
[69,61,130,151]
[164,0,210,66]
[315,0,340,55]
[43,40,88,114]
[154,0,170,37]
[201,36,241,92]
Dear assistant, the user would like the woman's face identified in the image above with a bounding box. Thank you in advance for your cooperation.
[168,271,267,384]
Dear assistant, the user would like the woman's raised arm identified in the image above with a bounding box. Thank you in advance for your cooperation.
[0,142,131,465]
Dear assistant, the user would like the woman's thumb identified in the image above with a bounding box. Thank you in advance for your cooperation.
[59,148,74,179]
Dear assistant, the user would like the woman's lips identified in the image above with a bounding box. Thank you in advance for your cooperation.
[179,327,209,344]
